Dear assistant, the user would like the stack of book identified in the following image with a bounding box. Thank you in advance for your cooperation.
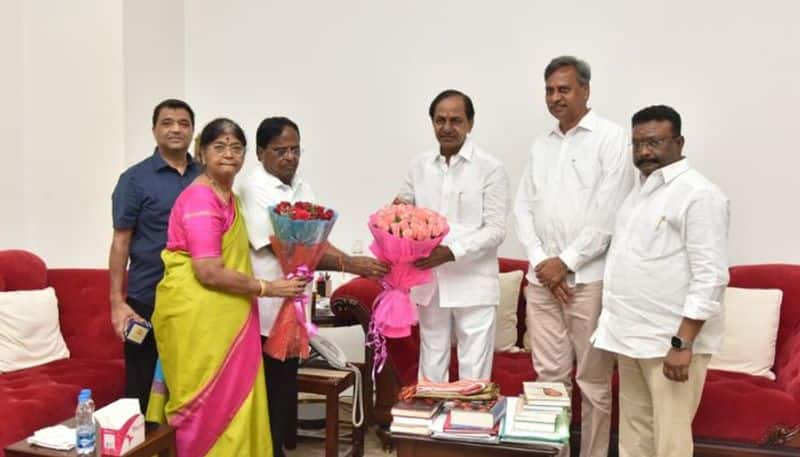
[389,398,443,436]
[430,396,507,444]
[500,382,571,448]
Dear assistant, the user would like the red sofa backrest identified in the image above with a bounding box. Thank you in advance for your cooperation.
[729,264,800,398]
[0,249,47,291]
[0,250,123,361]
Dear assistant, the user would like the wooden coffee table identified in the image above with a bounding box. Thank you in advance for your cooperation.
[393,432,559,457]
[5,421,175,457]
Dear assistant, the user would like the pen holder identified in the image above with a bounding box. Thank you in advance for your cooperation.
[316,278,332,297]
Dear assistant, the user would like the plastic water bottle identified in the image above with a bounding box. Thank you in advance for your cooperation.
[75,388,96,455]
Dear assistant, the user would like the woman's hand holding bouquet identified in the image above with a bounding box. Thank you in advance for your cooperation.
[263,201,337,361]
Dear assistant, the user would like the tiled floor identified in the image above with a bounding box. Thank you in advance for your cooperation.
[286,427,392,457]
[285,400,394,457]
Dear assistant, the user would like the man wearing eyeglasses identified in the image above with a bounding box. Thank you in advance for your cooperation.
[591,105,729,457]
[238,116,388,457]
[514,56,633,457]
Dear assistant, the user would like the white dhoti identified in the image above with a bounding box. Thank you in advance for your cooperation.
[417,293,496,382]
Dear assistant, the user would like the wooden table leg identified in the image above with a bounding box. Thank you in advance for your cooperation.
[159,438,177,457]
[325,389,339,457]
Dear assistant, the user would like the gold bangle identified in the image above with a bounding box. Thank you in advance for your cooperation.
[258,279,267,297]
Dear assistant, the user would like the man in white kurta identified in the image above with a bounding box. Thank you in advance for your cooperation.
[239,161,316,339]
[514,56,633,457]
[397,90,509,382]
[592,105,729,457]
[238,116,388,457]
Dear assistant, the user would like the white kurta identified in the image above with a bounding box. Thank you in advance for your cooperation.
[237,165,316,336]
[592,158,730,358]
[397,137,510,381]
[513,110,633,285]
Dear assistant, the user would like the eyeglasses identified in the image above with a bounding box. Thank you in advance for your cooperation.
[209,142,245,156]
[269,146,302,158]
[631,136,680,152]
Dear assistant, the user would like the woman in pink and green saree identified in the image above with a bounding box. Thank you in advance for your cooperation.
[145,118,306,456]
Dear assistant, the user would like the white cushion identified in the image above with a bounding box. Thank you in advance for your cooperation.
[494,270,524,352]
[0,287,70,373]
[708,287,782,380]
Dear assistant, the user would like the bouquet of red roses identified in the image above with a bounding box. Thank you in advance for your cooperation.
[263,201,337,361]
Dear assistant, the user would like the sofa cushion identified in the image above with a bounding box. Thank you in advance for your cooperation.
[709,287,782,380]
[696,369,800,443]
[0,357,125,451]
[0,274,5,291]
[0,288,70,373]
[495,270,524,352]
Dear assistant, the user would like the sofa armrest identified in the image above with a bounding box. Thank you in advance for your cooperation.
[330,277,383,330]
[777,331,800,408]
[48,268,123,361]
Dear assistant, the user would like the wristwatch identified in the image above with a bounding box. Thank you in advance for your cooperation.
[671,335,693,350]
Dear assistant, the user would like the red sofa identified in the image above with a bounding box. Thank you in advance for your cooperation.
[331,258,800,456]
[0,250,125,456]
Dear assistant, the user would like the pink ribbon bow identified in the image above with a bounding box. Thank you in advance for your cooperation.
[287,265,317,338]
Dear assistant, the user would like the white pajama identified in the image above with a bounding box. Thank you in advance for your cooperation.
[418,297,496,382]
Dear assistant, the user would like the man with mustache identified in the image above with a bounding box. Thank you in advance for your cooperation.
[592,105,729,457]
[238,116,389,457]
[109,99,200,411]
[514,56,632,457]
[396,89,509,383]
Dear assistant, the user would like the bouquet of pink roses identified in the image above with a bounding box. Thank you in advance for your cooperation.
[366,204,449,375]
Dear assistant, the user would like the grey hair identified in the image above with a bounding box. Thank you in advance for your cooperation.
[544,56,591,86]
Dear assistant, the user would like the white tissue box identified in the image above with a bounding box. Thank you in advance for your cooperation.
[94,398,145,456]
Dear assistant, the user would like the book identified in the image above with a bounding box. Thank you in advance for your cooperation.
[521,403,567,413]
[501,397,569,445]
[431,412,501,444]
[512,419,557,433]
[390,423,431,436]
[514,398,562,426]
[442,413,500,434]
[391,416,434,428]
[522,382,571,407]
[391,398,443,419]
[448,396,507,429]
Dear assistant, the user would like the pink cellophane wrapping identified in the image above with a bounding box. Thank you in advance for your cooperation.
[367,214,449,339]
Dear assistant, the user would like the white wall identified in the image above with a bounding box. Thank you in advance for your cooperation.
[184,0,800,266]
[2,0,799,269]
[0,0,25,250]
[0,0,124,267]
[123,0,186,165]
[0,1,188,267]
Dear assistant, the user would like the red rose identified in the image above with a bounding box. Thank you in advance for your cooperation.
[292,208,311,220]
[322,209,334,220]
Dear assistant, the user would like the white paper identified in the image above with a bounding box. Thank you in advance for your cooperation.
[94,398,141,428]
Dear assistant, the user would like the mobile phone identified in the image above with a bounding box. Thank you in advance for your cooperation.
[124,319,152,344]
